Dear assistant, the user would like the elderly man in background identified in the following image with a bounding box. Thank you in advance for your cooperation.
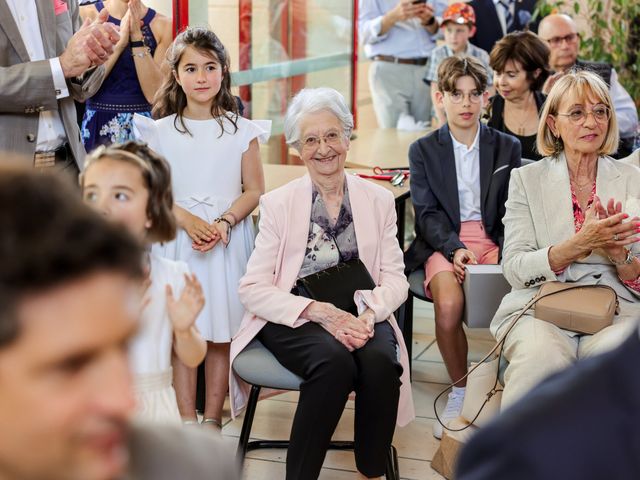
[359,0,447,128]
[0,0,119,173]
[539,13,638,157]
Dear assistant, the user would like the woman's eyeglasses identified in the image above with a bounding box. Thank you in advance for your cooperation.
[556,105,611,125]
[299,131,343,150]
[446,90,483,104]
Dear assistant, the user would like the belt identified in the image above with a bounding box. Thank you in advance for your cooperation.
[34,143,70,169]
[373,55,429,66]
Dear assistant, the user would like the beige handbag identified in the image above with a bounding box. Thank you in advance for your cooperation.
[435,282,618,432]
[534,282,618,335]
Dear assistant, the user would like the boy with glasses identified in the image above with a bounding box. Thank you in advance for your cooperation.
[539,13,637,157]
[404,56,521,439]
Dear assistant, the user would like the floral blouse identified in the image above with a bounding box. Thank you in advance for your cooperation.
[298,182,359,278]
[569,182,640,292]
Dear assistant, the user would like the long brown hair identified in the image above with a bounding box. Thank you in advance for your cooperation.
[152,27,239,136]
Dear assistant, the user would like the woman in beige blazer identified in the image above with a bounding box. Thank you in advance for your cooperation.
[493,70,640,409]
[229,88,413,480]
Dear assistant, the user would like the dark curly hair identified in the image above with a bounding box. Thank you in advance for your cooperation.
[152,26,239,137]
[81,141,177,244]
[0,167,144,347]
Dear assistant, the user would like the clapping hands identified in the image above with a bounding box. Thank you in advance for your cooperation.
[60,8,119,78]
[166,273,205,334]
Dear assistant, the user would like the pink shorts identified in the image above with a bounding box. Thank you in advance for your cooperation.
[423,220,499,299]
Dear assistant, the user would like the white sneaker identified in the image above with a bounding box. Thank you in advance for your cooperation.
[432,391,465,439]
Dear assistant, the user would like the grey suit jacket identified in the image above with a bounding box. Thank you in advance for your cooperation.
[122,424,240,480]
[0,0,105,168]
[491,154,640,336]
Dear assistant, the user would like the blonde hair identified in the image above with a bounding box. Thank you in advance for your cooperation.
[537,70,619,157]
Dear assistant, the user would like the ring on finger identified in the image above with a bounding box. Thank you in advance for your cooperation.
[613,233,620,241]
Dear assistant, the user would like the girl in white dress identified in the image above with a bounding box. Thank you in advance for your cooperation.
[81,142,208,424]
[134,27,269,429]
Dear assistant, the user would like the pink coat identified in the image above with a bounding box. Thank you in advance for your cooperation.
[229,173,415,427]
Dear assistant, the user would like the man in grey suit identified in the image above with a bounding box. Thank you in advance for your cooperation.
[0,0,119,172]
[0,167,239,480]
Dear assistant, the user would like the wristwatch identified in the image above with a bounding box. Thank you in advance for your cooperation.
[130,40,145,49]
[608,248,634,266]
[448,248,461,263]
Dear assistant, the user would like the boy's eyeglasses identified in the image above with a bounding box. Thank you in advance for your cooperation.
[298,131,344,150]
[555,105,611,125]
[446,91,483,104]
[543,33,579,48]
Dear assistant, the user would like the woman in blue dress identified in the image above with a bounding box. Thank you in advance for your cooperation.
[80,0,172,152]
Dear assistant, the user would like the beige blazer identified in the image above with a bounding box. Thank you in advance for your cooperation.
[0,0,105,168]
[229,173,415,427]
[491,154,640,336]
[620,149,640,169]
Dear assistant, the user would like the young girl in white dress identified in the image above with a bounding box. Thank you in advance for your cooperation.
[81,142,208,424]
[134,27,269,429]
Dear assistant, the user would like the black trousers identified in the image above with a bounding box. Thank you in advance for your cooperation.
[259,321,402,480]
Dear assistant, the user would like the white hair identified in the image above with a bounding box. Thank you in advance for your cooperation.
[283,87,354,146]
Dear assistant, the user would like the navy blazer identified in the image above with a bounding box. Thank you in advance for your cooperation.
[457,330,640,480]
[404,124,521,273]
[468,0,538,54]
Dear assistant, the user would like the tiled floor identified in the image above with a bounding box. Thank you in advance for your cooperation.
[219,300,496,480]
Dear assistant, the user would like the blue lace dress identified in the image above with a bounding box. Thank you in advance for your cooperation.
[81,2,158,152]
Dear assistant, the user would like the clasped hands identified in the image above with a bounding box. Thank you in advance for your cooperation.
[303,302,376,352]
[183,212,231,252]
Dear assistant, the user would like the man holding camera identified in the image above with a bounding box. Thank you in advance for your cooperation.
[359,0,447,128]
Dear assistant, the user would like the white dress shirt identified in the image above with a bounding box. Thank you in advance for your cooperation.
[6,0,70,151]
[450,127,482,222]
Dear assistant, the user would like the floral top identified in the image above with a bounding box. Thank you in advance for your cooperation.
[298,181,359,278]
[569,182,640,291]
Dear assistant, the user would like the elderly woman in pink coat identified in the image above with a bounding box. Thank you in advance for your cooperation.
[229,87,414,480]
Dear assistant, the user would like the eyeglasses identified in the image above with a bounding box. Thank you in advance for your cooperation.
[298,131,344,150]
[556,105,611,125]
[446,90,483,104]
[543,33,579,48]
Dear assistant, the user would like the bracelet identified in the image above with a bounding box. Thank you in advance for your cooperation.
[214,216,233,231]
[214,217,232,244]
[608,248,634,266]
[222,211,238,226]
[131,47,151,58]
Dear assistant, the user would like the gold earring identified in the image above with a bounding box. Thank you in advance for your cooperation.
[553,135,563,154]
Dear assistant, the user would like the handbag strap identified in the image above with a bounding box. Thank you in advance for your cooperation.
[433,283,618,432]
